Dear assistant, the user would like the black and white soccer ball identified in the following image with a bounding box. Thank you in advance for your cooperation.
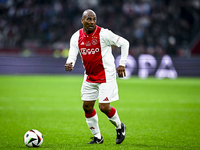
[24,129,43,147]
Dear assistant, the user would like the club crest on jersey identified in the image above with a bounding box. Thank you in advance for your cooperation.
[91,39,98,45]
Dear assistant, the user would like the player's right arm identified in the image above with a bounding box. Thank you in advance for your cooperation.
[65,62,73,71]
[65,31,79,71]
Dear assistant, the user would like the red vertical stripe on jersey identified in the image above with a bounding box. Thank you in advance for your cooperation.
[78,26,106,83]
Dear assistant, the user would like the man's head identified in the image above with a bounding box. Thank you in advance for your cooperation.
[81,9,97,34]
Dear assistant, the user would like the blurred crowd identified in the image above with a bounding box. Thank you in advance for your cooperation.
[0,0,199,57]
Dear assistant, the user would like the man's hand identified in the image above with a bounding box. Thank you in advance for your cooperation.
[65,62,73,71]
[116,65,126,78]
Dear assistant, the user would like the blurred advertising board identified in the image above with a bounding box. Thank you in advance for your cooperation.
[0,55,200,78]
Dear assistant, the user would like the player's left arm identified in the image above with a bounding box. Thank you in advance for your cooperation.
[116,65,126,78]
[115,36,129,78]
[103,29,129,78]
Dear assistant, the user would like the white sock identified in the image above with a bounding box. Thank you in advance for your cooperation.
[108,110,122,129]
[86,113,101,139]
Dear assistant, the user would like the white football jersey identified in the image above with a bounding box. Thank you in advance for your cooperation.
[67,26,129,83]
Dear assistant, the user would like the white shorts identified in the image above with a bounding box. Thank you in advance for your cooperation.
[81,80,119,103]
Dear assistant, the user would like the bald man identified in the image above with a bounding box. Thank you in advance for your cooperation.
[65,9,129,144]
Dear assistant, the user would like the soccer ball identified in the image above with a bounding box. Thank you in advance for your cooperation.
[24,129,43,147]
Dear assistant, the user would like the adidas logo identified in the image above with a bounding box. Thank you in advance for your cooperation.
[103,97,109,101]
[90,127,95,129]
[81,42,85,45]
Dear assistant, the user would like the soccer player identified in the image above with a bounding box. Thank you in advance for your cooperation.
[65,9,129,144]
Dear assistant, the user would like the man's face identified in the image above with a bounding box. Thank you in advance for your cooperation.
[81,11,97,34]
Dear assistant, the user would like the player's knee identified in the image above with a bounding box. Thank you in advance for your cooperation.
[99,103,111,114]
[83,105,92,113]
[83,101,95,113]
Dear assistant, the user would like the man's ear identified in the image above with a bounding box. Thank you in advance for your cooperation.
[81,18,83,24]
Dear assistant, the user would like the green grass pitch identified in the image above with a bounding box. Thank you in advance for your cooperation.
[0,75,200,150]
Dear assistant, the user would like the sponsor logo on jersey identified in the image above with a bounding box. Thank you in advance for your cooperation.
[90,127,95,129]
[80,48,100,55]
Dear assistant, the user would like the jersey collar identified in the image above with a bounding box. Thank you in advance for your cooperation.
[83,25,99,37]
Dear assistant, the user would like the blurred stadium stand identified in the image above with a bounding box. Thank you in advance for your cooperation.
[0,0,199,57]
[0,0,200,76]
